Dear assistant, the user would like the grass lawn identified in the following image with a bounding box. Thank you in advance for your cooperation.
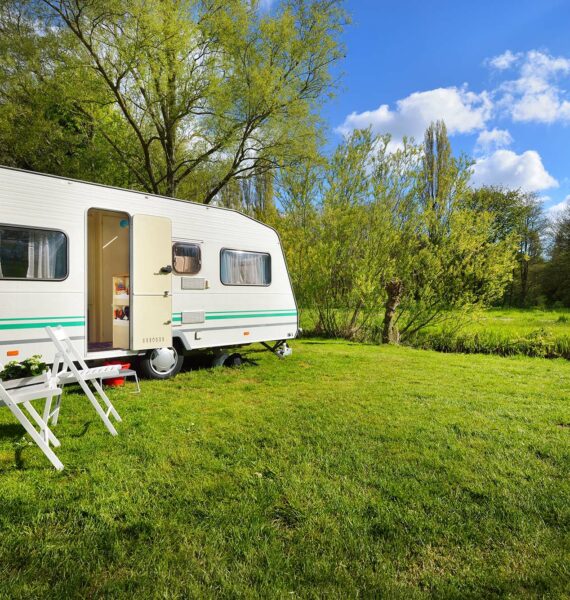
[0,340,569,598]
[445,308,570,337]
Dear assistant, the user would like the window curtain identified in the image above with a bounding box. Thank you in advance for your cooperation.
[0,229,3,278]
[221,251,270,285]
[26,231,65,279]
[174,245,200,274]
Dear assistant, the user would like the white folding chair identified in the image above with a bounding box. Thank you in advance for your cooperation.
[46,326,122,436]
[0,372,64,470]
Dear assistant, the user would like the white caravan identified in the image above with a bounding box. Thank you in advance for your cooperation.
[0,167,298,378]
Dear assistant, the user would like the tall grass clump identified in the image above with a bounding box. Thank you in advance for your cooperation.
[414,327,570,359]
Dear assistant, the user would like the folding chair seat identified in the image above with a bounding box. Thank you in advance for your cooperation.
[97,368,141,394]
[0,373,64,470]
[45,326,122,436]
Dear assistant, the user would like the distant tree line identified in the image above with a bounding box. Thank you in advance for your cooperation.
[1,1,568,344]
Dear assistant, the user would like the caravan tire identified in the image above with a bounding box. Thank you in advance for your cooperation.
[139,347,184,380]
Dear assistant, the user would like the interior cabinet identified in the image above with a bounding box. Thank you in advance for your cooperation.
[112,275,130,349]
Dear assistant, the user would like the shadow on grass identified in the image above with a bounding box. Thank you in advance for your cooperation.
[71,421,93,438]
[180,351,261,373]
[0,423,25,441]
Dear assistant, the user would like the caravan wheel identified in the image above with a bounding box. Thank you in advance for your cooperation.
[139,347,184,380]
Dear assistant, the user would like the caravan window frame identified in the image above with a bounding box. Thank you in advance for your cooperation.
[219,248,272,287]
[172,242,202,275]
[0,223,69,282]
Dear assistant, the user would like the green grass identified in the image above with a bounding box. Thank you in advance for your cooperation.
[417,308,570,359]
[1,341,569,598]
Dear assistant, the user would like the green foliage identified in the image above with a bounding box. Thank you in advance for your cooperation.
[468,186,547,307]
[276,124,518,342]
[0,6,131,186]
[543,204,570,306]
[0,341,568,597]
[0,355,48,380]
[1,0,345,202]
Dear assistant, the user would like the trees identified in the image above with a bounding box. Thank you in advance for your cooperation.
[420,120,456,242]
[1,0,345,202]
[0,4,131,184]
[306,129,386,338]
[543,206,570,306]
[274,123,517,343]
[516,195,546,306]
[389,126,515,342]
[468,186,547,307]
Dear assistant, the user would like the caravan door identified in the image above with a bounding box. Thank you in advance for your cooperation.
[131,214,173,350]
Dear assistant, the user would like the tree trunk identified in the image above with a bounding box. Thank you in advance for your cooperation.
[382,279,403,344]
[520,259,529,307]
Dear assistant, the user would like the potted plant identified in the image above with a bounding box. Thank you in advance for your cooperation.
[0,355,48,382]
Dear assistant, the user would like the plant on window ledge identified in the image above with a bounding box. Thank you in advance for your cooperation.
[0,355,48,381]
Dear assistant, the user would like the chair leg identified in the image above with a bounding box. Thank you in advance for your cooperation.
[25,400,61,448]
[76,379,118,436]
[50,394,62,426]
[6,401,64,470]
[90,379,122,423]
[42,396,54,443]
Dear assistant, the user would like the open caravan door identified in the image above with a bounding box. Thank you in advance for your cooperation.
[131,214,173,351]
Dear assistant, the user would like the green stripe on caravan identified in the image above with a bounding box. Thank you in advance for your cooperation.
[0,320,85,331]
[0,310,297,329]
[171,309,297,323]
[205,312,297,320]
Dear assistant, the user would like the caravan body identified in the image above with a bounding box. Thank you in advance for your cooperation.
[0,167,298,377]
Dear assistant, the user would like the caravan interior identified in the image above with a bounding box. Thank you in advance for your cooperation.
[87,209,130,352]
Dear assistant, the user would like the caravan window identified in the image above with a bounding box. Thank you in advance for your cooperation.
[173,242,201,275]
[220,249,271,286]
[0,225,68,280]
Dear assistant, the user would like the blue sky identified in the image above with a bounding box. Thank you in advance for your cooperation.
[320,0,570,216]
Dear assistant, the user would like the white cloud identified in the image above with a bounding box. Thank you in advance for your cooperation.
[546,195,570,219]
[336,86,492,146]
[488,50,521,70]
[495,50,570,124]
[471,149,558,192]
[475,128,513,153]
[336,48,570,147]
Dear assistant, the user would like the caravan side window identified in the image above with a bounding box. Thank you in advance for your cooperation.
[220,249,271,286]
[0,225,68,280]
[172,242,201,275]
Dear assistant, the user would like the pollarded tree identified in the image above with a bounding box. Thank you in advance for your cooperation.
[288,130,422,340]
[380,123,516,342]
[2,0,345,202]
[272,125,517,343]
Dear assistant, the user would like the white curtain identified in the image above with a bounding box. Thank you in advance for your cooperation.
[221,250,270,285]
[26,231,64,279]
